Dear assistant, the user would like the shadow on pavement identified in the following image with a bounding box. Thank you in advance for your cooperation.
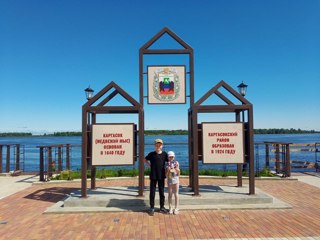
[24,187,78,203]
[107,198,147,211]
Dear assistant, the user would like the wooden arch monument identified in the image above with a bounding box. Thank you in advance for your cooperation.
[81,27,255,197]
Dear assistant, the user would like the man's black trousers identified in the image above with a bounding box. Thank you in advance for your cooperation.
[149,179,165,208]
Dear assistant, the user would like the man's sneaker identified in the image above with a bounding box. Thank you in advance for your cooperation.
[169,208,173,214]
[148,208,155,216]
[159,207,168,214]
[173,209,179,215]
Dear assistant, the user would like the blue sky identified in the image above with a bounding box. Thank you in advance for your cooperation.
[0,0,319,133]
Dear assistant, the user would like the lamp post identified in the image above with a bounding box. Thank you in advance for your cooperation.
[84,86,94,100]
[237,81,248,122]
[237,81,249,175]
[83,86,95,194]
[237,81,248,97]
[84,86,94,129]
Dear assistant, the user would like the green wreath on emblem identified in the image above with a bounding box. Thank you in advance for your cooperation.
[153,68,180,102]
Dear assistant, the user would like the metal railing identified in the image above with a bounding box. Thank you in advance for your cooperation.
[254,142,320,177]
[37,144,81,181]
[2,141,319,180]
[0,144,25,174]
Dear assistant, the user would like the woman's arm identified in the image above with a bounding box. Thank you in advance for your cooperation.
[176,162,180,176]
[165,163,170,177]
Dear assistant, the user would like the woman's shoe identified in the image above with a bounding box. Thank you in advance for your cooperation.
[169,208,173,214]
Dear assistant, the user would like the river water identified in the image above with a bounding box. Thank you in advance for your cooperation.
[1,134,319,172]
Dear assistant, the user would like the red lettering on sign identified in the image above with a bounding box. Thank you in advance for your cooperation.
[217,138,229,142]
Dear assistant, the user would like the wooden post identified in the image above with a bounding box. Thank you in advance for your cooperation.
[275,144,280,173]
[138,49,145,197]
[15,144,20,171]
[6,145,10,173]
[39,147,45,181]
[138,109,145,196]
[91,166,96,190]
[265,143,270,168]
[58,145,62,172]
[81,108,88,198]
[248,105,255,195]
[285,144,291,177]
[192,107,199,196]
[189,49,197,194]
[66,144,70,170]
[91,113,96,190]
[0,145,3,173]
[237,164,242,187]
[236,111,242,187]
[48,147,53,178]
[188,110,193,188]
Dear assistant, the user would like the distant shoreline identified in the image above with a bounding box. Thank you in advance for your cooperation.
[0,128,320,137]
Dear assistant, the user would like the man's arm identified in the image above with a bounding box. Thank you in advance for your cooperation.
[144,158,151,168]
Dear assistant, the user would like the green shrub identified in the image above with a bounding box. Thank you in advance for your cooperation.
[118,168,138,177]
[72,171,81,179]
[180,169,189,175]
[256,167,276,177]
[198,169,238,177]
[117,169,123,177]
[131,168,139,177]
[53,170,74,180]
[51,167,276,180]
[144,168,150,176]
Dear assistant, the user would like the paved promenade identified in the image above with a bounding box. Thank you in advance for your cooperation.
[0,174,319,239]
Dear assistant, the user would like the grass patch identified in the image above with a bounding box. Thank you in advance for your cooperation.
[51,167,277,181]
[51,168,258,180]
[52,168,141,180]
[255,167,277,177]
[51,170,80,180]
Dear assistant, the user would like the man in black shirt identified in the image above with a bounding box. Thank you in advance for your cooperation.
[144,138,168,216]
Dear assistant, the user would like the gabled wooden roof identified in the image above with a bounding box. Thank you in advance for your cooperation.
[83,81,140,113]
[140,27,193,53]
[193,80,252,112]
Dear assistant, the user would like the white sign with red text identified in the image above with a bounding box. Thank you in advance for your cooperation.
[202,123,244,164]
[92,124,134,166]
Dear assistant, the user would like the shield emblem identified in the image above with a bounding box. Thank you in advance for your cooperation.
[159,73,175,95]
[149,66,184,103]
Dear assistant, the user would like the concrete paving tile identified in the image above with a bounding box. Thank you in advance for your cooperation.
[0,178,320,239]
